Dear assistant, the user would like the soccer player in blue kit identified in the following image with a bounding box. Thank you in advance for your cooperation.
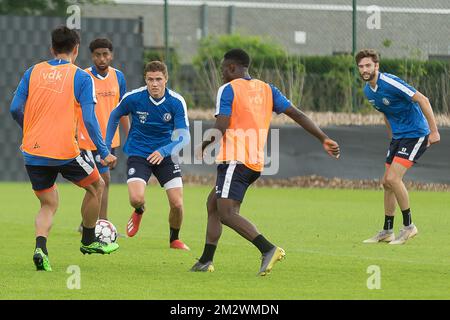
[106,61,191,250]
[357,49,440,245]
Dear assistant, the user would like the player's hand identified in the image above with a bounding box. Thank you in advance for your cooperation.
[101,153,117,168]
[322,138,340,159]
[147,151,164,165]
[110,159,117,170]
[427,131,440,147]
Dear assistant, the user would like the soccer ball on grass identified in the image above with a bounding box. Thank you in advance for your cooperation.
[95,219,117,243]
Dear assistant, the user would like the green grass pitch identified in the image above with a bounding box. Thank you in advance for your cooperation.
[1,182,449,299]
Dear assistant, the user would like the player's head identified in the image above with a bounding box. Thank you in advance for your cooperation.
[356,49,380,82]
[221,48,250,83]
[89,38,113,72]
[50,26,80,62]
[144,61,168,99]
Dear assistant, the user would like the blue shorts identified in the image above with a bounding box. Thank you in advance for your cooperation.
[126,156,182,187]
[84,148,116,174]
[386,135,429,168]
[215,161,261,202]
[25,151,100,192]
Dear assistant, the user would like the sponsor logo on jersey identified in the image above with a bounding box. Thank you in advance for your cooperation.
[397,147,409,156]
[137,111,149,124]
[163,113,172,122]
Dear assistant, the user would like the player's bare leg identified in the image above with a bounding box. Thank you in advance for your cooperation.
[384,161,418,244]
[33,186,59,271]
[99,171,111,220]
[364,167,397,243]
[79,178,119,254]
[382,166,397,217]
[384,162,409,211]
[35,187,59,239]
[192,193,285,274]
[191,188,221,272]
[77,171,110,231]
[126,180,146,237]
[216,198,260,241]
[217,198,285,275]
[81,178,105,230]
[206,188,222,245]
[166,186,189,250]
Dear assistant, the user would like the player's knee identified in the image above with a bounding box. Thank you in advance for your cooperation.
[41,197,58,212]
[170,200,183,213]
[382,178,391,190]
[94,177,105,193]
[102,174,110,188]
[384,175,400,189]
[217,209,234,225]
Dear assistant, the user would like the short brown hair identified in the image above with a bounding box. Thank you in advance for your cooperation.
[355,49,380,64]
[51,25,80,54]
[144,61,168,78]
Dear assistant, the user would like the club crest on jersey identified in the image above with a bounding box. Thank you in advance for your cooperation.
[163,113,172,122]
[382,98,390,106]
[137,111,149,124]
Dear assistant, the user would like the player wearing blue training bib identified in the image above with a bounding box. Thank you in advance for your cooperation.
[106,61,191,251]
[357,49,440,245]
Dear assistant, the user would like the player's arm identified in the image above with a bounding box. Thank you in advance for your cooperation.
[10,67,33,128]
[382,114,393,140]
[119,116,130,140]
[149,98,191,165]
[196,84,232,159]
[389,75,439,146]
[284,106,340,158]
[105,95,131,151]
[76,70,116,166]
[412,91,440,146]
[195,115,229,160]
[270,84,339,159]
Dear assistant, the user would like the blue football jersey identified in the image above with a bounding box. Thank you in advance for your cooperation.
[363,72,430,139]
[105,87,190,158]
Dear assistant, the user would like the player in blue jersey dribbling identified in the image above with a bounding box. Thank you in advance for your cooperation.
[357,49,440,245]
[105,61,191,250]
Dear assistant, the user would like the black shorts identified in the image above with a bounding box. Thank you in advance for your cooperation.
[215,161,261,202]
[386,135,429,168]
[84,148,116,174]
[127,156,182,187]
[25,151,100,192]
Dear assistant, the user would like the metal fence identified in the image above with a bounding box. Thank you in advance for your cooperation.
[81,0,450,112]
[1,1,449,183]
[84,0,450,61]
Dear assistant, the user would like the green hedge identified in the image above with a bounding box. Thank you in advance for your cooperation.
[188,35,450,113]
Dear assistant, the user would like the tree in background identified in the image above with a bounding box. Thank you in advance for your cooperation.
[193,34,305,108]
